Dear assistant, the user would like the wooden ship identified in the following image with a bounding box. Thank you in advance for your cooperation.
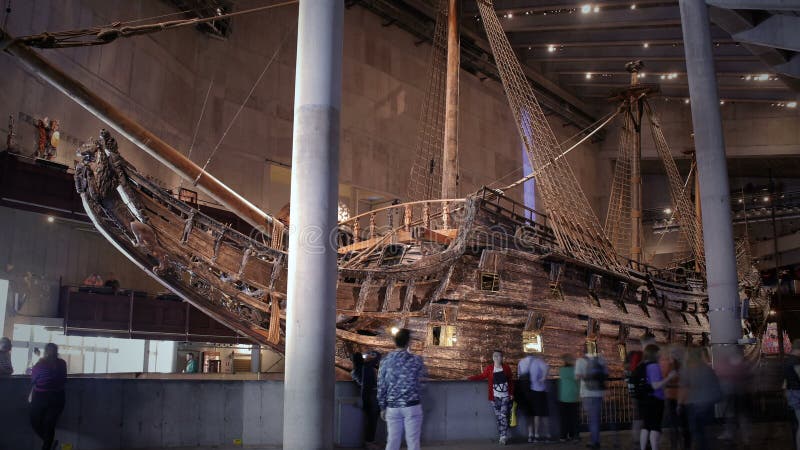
[0,0,768,379]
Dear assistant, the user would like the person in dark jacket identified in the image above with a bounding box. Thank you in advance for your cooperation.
[785,339,800,450]
[352,350,381,449]
[30,343,67,450]
[468,350,515,445]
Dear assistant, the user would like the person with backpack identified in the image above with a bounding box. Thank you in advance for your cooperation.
[632,344,676,450]
[575,343,608,449]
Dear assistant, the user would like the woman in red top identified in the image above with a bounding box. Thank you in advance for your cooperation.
[468,350,515,445]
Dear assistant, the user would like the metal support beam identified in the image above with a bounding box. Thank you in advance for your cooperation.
[732,14,800,53]
[282,0,342,448]
[679,0,741,355]
[707,0,800,10]
[251,343,261,373]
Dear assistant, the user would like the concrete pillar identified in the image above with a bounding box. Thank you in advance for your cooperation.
[251,344,261,373]
[282,1,342,449]
[678,0,741,357]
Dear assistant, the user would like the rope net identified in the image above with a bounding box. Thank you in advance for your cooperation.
[645,102,706,274]
[477,0,624,273]
[604,111,635,260]
[406,0,448,201]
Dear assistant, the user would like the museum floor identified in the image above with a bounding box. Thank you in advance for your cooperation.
[129,421,796,449]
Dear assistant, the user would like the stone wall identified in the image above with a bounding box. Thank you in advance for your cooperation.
[0,0,608,218]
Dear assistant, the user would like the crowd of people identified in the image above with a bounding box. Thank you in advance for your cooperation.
[353,332,800,450]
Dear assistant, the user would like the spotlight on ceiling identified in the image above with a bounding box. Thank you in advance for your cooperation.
[47,216,55,223]
[581,4,592,13]
[547,45,556,52]
[585,73,592,79]
[720,100,725,105]
[643,42,649,48]
[787,101,797,108]
[631,4,637,9]
[390,327,400,336]
[664,208,672,215]
[593,5,600,12]
[684,98,690,104]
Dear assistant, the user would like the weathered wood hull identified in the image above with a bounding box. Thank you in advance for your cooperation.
[75,136,718,380]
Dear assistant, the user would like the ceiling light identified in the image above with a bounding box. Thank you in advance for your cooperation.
[664,208,672,215]
[720,100,725,105]
[660,75,665,80]
[47,216,55,223]
[631,4,637,9]
[507,12,513,18]
[390,327,399,336]
[638,72,646,78]
[756,74,769,81]
[643,42,649,48]
[763,196,770,202]
[745,75,752,81]
[581,4,592,13]
[586,72,592,79]
[738,198,743,203]
[594,5,600,12]
[525,11,530,15]
[684,98,690,104]
[547,45,556,52]
[787,101,797,108]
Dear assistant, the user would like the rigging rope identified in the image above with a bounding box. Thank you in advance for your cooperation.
[406,0,448,202]
[16,0,297,48]
[477,0,624,273]
[500,108,620,191]
[194,25,294,186]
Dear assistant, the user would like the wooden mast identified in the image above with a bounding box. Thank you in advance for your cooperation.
[441,0,459,199]
[627,61,644,263]
[0,28,276,235]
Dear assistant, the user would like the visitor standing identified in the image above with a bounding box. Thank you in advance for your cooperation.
[30,343,67,450]
[784,339,800,450]
[468,350,515,445]
[558,353,579,442]
[378,329,426,450]
[0,337,13,375]
[184,353,198,373]
[575,344,607,449]
[634,344,676,450]
[352,350,381,450]
[680,347,721,450]
[660,345,690,450]
[518,351,551,442]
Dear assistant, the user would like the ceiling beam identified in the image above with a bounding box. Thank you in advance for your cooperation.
[513,38,736,49]
[520,44,751,59]
[463,0,678,15]
[539,59,771,73]
[499,6,681,32]
[508,27,730,47]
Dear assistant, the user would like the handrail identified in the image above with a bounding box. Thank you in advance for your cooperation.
[338,198,466,226]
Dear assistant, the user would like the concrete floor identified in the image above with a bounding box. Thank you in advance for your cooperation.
[131,422,797,450]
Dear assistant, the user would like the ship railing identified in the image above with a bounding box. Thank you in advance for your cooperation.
[336,199,469,253]
[476,187,558,247]
[623,257,703,286]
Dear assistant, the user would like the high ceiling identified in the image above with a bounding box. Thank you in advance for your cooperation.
[356,0,800,125]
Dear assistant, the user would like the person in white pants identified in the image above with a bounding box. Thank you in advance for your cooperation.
[378,329,426,450]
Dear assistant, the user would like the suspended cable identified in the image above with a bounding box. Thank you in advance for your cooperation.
[500,108,621,191]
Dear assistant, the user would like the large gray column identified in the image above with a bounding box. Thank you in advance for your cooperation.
[678,0,741,356]
[282,1,342,449]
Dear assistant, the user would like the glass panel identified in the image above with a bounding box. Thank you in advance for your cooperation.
[430,325,457,347]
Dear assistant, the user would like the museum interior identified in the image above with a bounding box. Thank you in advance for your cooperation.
[0,0,799,449]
